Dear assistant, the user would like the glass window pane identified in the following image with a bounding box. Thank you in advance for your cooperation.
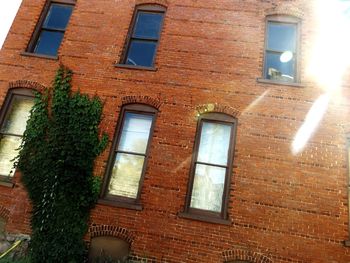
[0,135,22,176]
[133,12,163,39]
[126,40,157,67]
[190,164,226,212]
[265,51,295,82]
[108,153,145,199]
[43,4,73,30]
[197,122,232,166]
[267,22,296,52]
[118,113,153,154]
[34,30,64,56]
[2,97,34,135]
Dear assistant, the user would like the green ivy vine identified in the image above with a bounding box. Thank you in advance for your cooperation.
[16,66,108,263]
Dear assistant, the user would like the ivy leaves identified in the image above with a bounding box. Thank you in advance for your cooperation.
[16,66,107,263]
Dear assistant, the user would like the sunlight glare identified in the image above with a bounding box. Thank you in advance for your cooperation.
[291,0,350,155]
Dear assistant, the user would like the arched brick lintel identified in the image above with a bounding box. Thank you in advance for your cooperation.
[0,205,10,221]
[196,103,241,118]
[9,80,47,93]
[223,248,273,263]
[88,224,134,245]
[121,95,162,110]
[135,0,168,8]
[263,5,304,19]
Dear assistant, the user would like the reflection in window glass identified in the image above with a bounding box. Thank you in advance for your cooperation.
[0,96,34,176]
[108,153,145,198]
[134,12,163,39]
[123,7,165,67]
[190,164,225,212]
[265,20,298,82]
[267,23,296,51]
[126,41,157,67]
[190,121,233,213]
[43,4,73,30]
[119,113,153,154]
[34,31,64,56]
[108,112,154,199]
[33,3,73,56]
[197,122,231,166]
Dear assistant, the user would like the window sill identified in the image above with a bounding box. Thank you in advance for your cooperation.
[256,78,303,88]
[344,240,350,247]
[21,52,58,60]
[0,178,14,188]
[178,211,231,225]
[115,63,157,71]
[98,198,143,211]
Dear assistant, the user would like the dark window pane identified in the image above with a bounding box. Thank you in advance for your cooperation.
[133,12,163,39]
[265,51,295,82]
[43,4,73,30]
[34,30,64,56]
[267,22,296,51]
[126,40,157,67]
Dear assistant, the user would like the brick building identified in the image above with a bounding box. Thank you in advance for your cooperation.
[0,0,350,262]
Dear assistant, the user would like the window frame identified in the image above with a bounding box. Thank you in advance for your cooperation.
[100,104,157,210]
[26,0,75,58]
[0,88,35,186]
[263,15,301,84]
[119,4,166,69]
[181,113,237,224]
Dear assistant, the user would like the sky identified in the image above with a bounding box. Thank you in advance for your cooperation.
[0,0,22,49]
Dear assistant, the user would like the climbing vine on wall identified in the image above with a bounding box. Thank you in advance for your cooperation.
[16,66,108,263]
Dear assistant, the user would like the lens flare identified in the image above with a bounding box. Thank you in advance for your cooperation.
[291,0,350,155]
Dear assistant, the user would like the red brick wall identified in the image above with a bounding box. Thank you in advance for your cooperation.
[1,0,350,262]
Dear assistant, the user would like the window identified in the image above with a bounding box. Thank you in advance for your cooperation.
[0,89,34,181]
[101,104,157,208]
[27,0,74,57]
[264,16,300,83]
[120,5,165,68]
[181,113,237,223]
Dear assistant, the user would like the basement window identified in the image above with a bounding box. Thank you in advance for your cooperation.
[26,0,75,57]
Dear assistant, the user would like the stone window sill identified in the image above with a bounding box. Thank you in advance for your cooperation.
[257,78,304,88]
[178,211,231,225]
[98,198,143,211]
[21,52,58,60]
[115,63,157,71]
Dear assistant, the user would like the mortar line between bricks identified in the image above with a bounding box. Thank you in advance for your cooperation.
[231,221,344,244]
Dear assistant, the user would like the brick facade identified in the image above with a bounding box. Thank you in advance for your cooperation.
[0,0,350,262]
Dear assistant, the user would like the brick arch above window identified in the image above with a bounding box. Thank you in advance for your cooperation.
[88,224,134,245]
[135,0,168,8]
[121,95,162,110]
[0,205,10,221]
[196,103,241,118]
[263,5,304,19]
[9,80,47,93]
[223,248,273,263]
